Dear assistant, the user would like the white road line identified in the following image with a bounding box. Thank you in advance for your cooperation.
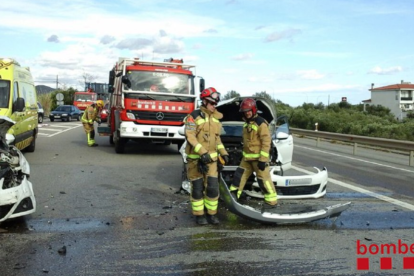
[296,145,414,174]
[47,125,82,137]
[293,165,414,211]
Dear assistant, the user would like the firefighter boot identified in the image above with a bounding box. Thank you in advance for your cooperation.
[196,215,208,225]
[208,214,219,225]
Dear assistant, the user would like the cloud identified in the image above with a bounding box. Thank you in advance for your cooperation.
[231,53,254,61]
[265,28,301,43]
[368,66,403,75]
[47,35,59,43]
[100,35,115,45]
[115,38,152,50]
[159,30,168,37]
[203,29,218,34]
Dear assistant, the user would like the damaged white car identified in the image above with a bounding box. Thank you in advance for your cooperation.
[0,116,36,222]
[180,96,328,199]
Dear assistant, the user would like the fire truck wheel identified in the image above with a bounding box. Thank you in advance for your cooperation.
[115,137,125,153]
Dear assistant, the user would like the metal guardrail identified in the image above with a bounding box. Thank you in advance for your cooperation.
[290,128,414,166]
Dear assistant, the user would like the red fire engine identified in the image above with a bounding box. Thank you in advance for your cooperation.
[73,88,97,114]
[98,58,205,153]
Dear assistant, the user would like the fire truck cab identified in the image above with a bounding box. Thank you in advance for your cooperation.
[99,58,204,153]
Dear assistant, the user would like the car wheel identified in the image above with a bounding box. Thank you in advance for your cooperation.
[67,116,72,122]
[50,118,54,122]
[38,115,43,124]
[77,115,80,121]
[109,135,114,145]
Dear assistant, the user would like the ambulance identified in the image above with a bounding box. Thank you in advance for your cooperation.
[0,58,38,152]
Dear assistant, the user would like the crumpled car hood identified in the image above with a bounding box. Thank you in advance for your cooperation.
[217,97,276,124]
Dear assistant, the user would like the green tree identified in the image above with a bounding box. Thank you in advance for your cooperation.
[222,90,241,100]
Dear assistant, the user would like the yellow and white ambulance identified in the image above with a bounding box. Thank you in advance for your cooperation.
[0,58,38,152]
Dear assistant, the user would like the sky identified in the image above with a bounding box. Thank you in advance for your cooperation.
[2,0,414,106]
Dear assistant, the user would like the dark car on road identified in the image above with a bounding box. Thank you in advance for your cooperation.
[49,105,81,122]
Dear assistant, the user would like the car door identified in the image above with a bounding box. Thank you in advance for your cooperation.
[273,115,293,171]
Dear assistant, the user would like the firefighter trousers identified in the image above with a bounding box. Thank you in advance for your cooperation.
[230,159,277,205]
[187,159,219,216]
[82,123,96,146]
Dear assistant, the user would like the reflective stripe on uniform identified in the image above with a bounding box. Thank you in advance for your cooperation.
[191,200,204,211]
[264,180,277,203]
[243,152,260,158]
[243,123,258,131]
[204,198,218,211]
[194,143,202,153]
[260,150,269,157]
[217,144,224,150]
[188,154,200,159]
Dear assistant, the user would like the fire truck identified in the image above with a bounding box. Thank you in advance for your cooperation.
[73,88,97,114]
[98,58,204,153]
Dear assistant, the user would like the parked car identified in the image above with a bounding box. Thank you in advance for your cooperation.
[179,96,328,199]
[100,102,109,122]
[49,105,81,122]
[0,116,36,222]
[37,102,44,123]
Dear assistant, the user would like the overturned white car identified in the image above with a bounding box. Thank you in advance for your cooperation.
[180,96,328,199]
[0,116,36,222]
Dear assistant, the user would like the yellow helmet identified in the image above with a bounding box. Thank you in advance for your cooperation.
[96,100,104,108]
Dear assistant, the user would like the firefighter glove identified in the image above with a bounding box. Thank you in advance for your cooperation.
[222,155,229,165]
[197,160,209,174]
[258,161,266,171]
[200,153,212,164]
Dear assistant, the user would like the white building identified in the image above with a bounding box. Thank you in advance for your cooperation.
[368,81,414,120]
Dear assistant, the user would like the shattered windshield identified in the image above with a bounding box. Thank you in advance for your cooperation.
[125,71,194,95]
[0,80,10,108]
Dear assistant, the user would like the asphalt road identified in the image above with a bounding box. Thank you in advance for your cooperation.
[1,121,414,276]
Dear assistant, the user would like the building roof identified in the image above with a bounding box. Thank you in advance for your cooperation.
[361,99,371,103]
[371,83,414,91]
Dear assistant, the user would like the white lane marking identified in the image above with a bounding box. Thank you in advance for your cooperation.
[39,124,83,137]
[296,145,414,173]
[293,165,414,211]
[47,125,83,137]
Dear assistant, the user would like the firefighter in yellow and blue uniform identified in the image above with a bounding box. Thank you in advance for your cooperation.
[229,98,277,206]
[184,87,229,225]
[82,100,104,147]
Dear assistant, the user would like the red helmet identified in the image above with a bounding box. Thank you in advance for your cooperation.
[239,98,257,115]
[200,87,221,104]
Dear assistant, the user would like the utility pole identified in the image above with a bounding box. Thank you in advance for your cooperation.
[56,75,59,89]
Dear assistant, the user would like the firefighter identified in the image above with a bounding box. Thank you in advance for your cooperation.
[229,98,278,206]
[184,87,229,225]
[82,100,104,147]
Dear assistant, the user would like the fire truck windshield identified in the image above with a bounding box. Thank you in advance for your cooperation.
[75,93,97,101]
[125,71,193,95]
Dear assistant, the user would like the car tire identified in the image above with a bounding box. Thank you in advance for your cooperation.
[109,135,114,145]
[38,115,43,124]
[50,118,54,122]
[67,116,72,122]
[77,115,80,121]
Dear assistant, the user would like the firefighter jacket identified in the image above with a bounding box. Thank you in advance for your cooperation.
[242,115,271,162]
[184,106,228,161]
[81,103,100,124]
